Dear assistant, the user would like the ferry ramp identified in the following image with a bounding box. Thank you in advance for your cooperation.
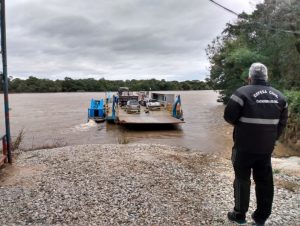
[117,107,184,125]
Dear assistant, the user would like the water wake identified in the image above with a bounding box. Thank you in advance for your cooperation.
[74,120,97,132]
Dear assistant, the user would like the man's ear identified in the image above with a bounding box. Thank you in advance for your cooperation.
[248,77,252,85]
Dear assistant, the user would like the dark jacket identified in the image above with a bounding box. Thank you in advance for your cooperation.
[224,80,288,154]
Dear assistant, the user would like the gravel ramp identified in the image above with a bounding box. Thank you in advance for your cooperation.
[0,144,299,225]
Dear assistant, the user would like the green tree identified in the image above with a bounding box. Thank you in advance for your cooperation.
[207,0,300,103]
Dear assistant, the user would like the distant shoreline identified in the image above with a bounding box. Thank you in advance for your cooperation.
[1,77,211,93]
[1,89,214,94]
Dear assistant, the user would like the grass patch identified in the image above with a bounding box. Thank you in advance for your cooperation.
[12,129,25,150]
[117,136,129,144]
[273,168,281,174]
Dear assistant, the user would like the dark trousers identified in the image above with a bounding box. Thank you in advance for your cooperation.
[231,148,274,221]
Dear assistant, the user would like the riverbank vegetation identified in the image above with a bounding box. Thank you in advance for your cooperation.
[1,77,210,93]
[206,0,300,150]
[282,91,300,150]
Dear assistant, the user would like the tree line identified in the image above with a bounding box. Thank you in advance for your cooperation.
[0,76,210,93]
[206,0,299,103]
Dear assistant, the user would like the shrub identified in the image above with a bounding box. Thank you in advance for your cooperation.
[285,91,300,116]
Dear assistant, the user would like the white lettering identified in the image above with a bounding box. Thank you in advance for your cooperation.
[253,90,268,98]
[269,91,278,98]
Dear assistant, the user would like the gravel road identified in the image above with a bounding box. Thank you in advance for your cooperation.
[0,144,299,225]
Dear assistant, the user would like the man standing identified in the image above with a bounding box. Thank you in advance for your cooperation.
[224,63,288,225]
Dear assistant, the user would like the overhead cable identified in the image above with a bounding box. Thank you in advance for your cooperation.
[208,0,239,16]
[207,0,300,35]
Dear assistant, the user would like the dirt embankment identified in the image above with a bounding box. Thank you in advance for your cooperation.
[0,144,299,225]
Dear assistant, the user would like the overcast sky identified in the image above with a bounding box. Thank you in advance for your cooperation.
[6,0,261,81]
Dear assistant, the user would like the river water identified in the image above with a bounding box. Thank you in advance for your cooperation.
[0,91,297,157]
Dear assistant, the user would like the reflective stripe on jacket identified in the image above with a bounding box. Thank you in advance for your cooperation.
[224,80,288,154]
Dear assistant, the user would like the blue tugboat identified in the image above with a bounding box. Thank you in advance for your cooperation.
[88,99,105,122]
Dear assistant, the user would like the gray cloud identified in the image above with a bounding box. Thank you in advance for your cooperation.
[6,0,260,81]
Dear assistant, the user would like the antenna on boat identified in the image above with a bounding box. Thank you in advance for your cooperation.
[1,0,12,164]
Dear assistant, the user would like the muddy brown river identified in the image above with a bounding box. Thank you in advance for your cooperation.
[0,91,297,157]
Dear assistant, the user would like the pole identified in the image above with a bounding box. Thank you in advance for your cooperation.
[1,0,12,163]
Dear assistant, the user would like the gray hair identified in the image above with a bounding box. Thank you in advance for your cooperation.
[249,63,268,81]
